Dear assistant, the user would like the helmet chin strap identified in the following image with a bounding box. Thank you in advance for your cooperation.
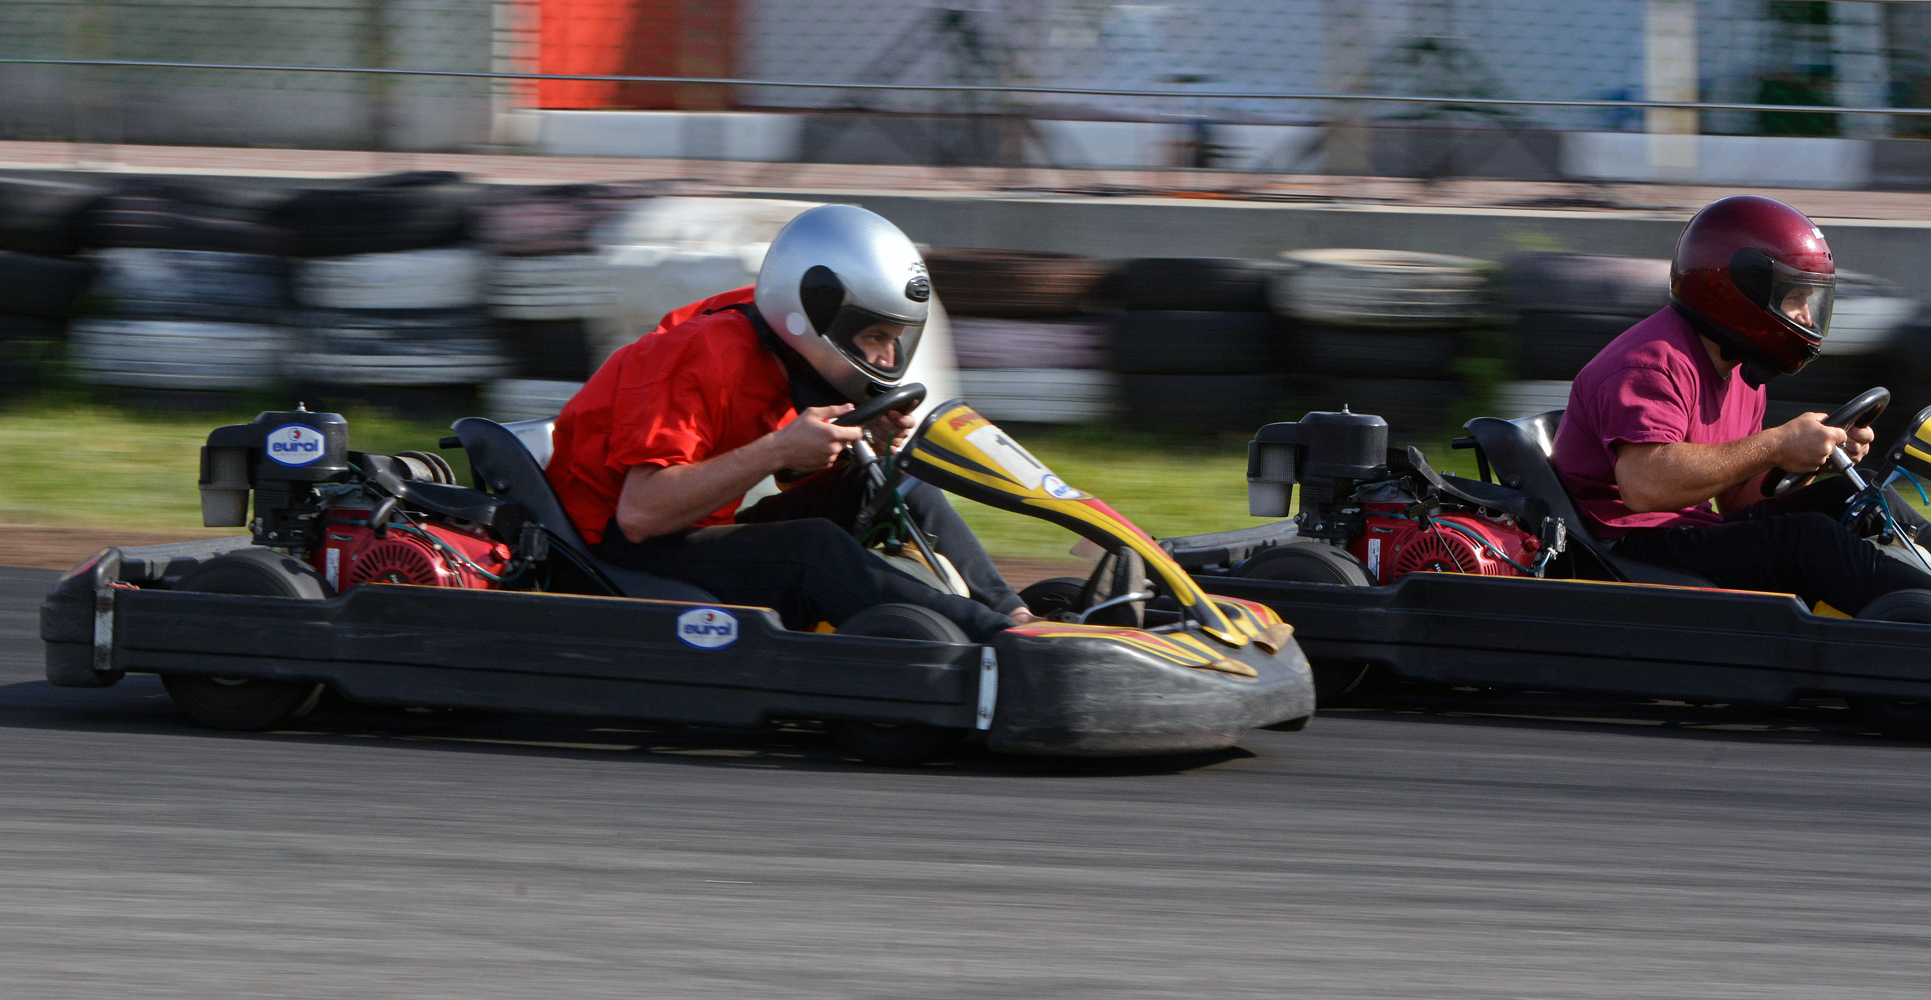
[1671,301,1781,389]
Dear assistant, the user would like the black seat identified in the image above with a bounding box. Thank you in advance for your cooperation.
[452,417,717,603]
[1464,409,1715,588]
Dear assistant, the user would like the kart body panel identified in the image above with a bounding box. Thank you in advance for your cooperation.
[43,538,1314,757]
[1198,567,1931,706]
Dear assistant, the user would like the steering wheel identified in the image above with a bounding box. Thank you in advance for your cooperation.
[832,382,927,427]
[1765,386,1890,497]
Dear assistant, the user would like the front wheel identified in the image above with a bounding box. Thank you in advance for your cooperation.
[830,604,969,765]
[1849,589,1931,740]
[162,549,329,731]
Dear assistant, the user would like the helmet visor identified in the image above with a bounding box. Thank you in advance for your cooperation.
[824,304,923,384]
[1769,262,1835,341]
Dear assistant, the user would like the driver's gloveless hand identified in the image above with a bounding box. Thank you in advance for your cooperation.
[1844,422,1876,465]
[1774,412,1849,473]
[769,404,861,474]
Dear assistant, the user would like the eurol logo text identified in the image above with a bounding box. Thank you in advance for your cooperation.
[264,424,325,467]
[676,607,739,649]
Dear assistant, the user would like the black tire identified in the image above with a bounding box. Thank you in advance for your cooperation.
[161,550,329,731]
[925,249,1110,318]
[1234,545,1376,705]
[1120,372,1290,432]
[0,251,96,319]
[1292,323,1465,380]
[500,318,597,380]
[269,172,480,258]
[473,181,656,256]
[0,315,66,399]
[1501,254,1671,318]
[831,604,970,765]
[75,178,291,255]
[0,178,101,255]
[1017,577,1087,619]
[1315,378,1462,434]
[1112,258,1284,312]
[1235,544,1373,585]
[1848,590,1931,740]
[1512,312,1635,382]
[1109,311,1286,375]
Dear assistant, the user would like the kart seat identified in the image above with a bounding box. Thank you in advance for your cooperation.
[451,416,717,603]
[1463,410,1715,588]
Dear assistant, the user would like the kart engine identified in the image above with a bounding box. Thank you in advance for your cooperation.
[1248,410,1550,583]
[199,407,525,593]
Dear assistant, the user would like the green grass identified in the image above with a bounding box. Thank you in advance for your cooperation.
[0,391,1484,559]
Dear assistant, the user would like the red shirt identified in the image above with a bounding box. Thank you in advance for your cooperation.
[547,287,795,545]
[1551,307,1767,541]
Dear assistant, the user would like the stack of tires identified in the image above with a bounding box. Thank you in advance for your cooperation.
[275,173,508,413]
[1500,254,1670,416]
[0,180,98,400]
[1765,271,1918,428]
[1272,249,1490,433]
[66,179,294,405]
[930,250,1112,424]
[476,183,655,422]
[1105,258,1289,431]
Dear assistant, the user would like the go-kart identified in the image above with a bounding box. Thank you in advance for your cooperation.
[1153,387,1931,740]
[39,385,1312,764]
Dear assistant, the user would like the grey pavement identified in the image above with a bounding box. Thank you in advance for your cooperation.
[2,566,1928,999]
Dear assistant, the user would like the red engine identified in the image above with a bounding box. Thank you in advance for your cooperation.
[1345,502,1542,585]
[311,506,511,593]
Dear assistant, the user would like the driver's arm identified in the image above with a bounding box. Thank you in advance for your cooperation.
[1614,412,1847,514]
[615,404,859,542]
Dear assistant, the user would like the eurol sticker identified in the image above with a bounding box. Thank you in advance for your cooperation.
[265,424,325,467]
[677,607,739,649]
[1039,474,1086,500]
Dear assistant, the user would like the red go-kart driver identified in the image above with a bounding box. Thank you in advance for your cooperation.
[546,204,1037,640]
[1552,195,1931,613]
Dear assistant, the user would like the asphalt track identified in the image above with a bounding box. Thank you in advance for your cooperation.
[3,565,1930,999]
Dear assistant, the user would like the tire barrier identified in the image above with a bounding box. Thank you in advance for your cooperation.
[1511,312,1635,383]
[486,253,616,320]
[1109,310,1286,375]
[0,250,95,319]
[1494,380,1574,419]
[956,369,1117,424]
[1826,272,1917,356]
[1120,373,1290,431]
[1314,377,1463,432]
[925,250,1110,318]
[483,377,585,423]
[69,319,292,390]
[269,172,479,258]
[0,179,102,256]
[75,178,290,256]
[1289,324,1465,381]
[500,318,598,382]
[291,309,511,386]
[1109,257,1283,312]
[295,247,487,311]
[94,249,289,324]
[1272,249,1488,329]
[949,318,1107,371]
[473,182,657,257]
[0,315,66,399]
[1502,253,1672,318]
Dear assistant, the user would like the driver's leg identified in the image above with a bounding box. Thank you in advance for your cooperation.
[898,478,1025,615]
[1730,472,1931,541]
[1616,512,1931,614]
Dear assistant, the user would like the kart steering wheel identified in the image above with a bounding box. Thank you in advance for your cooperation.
[1764,386,1890,497]
[833,382,928,427]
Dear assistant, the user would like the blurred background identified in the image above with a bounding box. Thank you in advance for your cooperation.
[2,0,1930,558]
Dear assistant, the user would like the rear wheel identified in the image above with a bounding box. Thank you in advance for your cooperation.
[162,549,329,731]
[1236,544,1376,704]
[1850,590,1931,739]
[831,604,970,765]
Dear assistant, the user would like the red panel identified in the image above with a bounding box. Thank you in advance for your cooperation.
[539,0,740,110]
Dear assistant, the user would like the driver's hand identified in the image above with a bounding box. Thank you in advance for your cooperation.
[1774,412,1849,473]
[1845,423,1876,465]
[868,408,918,453]
[770,404,862,473]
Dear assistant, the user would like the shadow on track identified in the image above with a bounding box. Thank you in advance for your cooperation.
[0,676,1253,777]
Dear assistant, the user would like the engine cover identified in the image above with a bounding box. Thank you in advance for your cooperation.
[312,507,510,592]
[1348,508,1540,585]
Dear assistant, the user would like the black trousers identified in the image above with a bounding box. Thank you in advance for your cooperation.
[1615,473,1931,615]
[598,463,1021,642]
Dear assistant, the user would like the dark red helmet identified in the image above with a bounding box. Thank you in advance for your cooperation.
[1670,195,1835,375]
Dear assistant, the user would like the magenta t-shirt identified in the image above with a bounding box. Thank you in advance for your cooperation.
[1550,307,1766,541]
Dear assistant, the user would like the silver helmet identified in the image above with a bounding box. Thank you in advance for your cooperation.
[754,204,930,403]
